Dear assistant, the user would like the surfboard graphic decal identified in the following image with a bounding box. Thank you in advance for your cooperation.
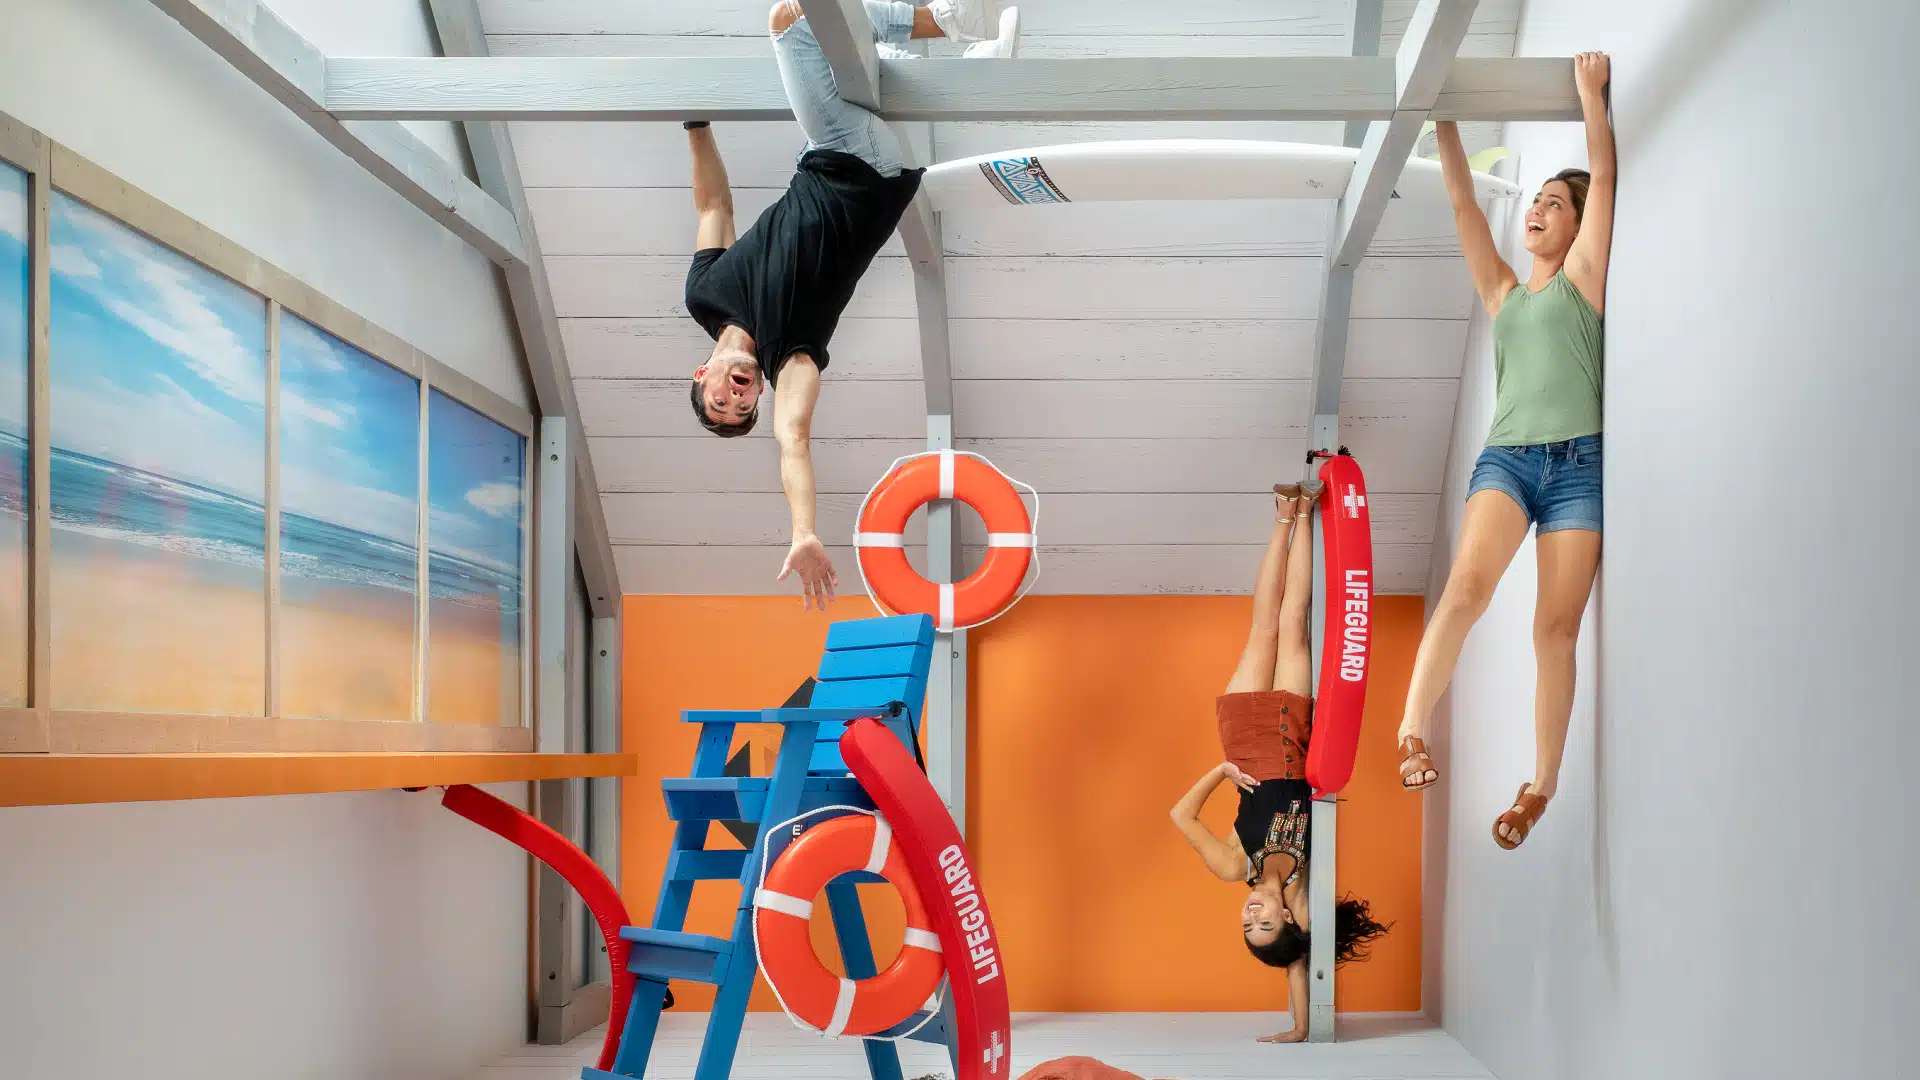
[978,155,1071,206]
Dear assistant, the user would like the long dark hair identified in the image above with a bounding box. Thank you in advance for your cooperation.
[1243,896,1391,969]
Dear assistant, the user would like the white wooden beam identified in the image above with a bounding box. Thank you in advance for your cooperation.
[147,0,526,266]
[1308,0,1478,442]
[1341,0,1386,146]
[795,0,880,112]
[1307,2,1384,1043]
[321,56,1583,123]
[427,0,623,617]
[924,415,966,833]
[789,0,949,413]
[1330,0,1479,268]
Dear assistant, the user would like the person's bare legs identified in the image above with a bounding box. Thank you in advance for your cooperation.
[1224,492,1303,695]
[1272,495,1317,697]
[1491,527,1601,842]
[1396,491,1532,784]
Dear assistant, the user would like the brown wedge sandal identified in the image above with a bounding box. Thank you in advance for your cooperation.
[1398,735,1438,790]
[1493,783,1550,849]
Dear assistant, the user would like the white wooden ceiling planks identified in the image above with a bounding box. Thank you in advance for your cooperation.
[497,0,1526,596]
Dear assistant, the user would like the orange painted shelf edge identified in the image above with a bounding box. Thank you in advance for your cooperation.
[0,752,638,807]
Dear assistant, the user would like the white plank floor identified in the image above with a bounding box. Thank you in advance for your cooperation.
[467,1013,1493,1080]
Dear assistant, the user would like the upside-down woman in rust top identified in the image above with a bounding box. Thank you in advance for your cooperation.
[1168,484,1388,1043]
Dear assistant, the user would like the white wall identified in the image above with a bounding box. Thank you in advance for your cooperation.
[0,0,531,410]
[0,1,540,1077]
[1424,2,1919,1078]
[0,788,532,1080]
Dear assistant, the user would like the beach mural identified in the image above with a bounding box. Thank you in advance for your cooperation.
[48,192,267,714]
[277,313,420,723]
[426,389,524,726]
[0,165,28,707]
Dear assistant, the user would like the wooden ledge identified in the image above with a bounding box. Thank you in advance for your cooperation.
[0,752,636,808]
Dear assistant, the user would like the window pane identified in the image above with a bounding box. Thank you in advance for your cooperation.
[0,165,28,707]
[49,193,267,713]
[426,390,523,726]
[277,314,420,722]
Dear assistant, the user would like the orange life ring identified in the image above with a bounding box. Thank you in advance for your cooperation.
[752,815,945,1037]
[855,452,1034,631]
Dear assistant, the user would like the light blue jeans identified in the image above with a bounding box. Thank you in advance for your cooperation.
[771,0,916,176]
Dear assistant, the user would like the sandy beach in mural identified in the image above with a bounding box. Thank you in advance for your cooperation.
[50,529,517,719]
[0,521,25,706]
[51,527,266,714]
[428,593,521,727]
[279,578,416,723]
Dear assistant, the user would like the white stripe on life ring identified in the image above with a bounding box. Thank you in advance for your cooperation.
[854,532,905,548]
[826,977,857,1037]
[938,583,954,632]
[986,533,1036,548]
[938,450,956,499]
[754,888,813,920]
[865,817,893,875]
[903,927,943,954]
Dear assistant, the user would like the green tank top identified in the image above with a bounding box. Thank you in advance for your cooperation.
[1484,270,1604,446]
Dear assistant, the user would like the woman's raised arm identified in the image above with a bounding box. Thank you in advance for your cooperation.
[1437,121,1518,317]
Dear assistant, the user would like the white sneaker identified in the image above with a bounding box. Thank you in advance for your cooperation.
[876,41,916,60]
[962,6,1020,58]
[928,0,996,43]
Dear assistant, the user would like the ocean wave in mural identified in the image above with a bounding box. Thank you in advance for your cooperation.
[0,165,28,707]
[426,389,524,726]
[48,192,266,714]
[277,312,420,723]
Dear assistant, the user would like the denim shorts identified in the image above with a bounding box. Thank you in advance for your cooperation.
[771,1,917,176]
[1467,434,1603,534]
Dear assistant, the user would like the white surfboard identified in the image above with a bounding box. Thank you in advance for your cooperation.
[920,139,1521,214]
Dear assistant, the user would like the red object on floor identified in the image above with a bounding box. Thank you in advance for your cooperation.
[840,717,1014,1080]
[441,783,635,1074]
[1016,1057,1171,1080]
[1307,452,1374,797]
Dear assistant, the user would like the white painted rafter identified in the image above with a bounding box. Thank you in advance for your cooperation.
[791,0,962,818]
[319,55,1582,123]
[148,0,526,265]
[423,0,622,617]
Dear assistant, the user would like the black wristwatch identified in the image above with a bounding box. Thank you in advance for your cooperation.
[683,120,710,130]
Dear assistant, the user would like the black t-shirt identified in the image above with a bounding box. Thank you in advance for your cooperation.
[685,149,924,386]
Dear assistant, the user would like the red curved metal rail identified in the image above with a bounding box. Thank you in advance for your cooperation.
[441,783,634,1073]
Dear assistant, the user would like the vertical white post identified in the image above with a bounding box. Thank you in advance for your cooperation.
[536,417,572,753]
[586,612,622,985]
[924,414,967,833]
[1307,491,1337,1042]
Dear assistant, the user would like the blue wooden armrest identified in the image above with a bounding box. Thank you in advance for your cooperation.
[680,709,768,724]
[760,706,905,724]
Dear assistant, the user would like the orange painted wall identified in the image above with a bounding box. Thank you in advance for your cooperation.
[621,593,1425,1013]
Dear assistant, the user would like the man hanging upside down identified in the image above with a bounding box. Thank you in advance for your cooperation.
[682,1,1021,609]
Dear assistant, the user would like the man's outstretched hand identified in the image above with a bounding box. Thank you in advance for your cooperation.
[778,533,838,611]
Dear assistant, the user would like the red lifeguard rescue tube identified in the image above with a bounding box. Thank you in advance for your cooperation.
[1305,452,1373,797]
[840,717,1014,1080]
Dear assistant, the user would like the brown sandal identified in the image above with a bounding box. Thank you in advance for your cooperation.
[1493,783,1549,849]
[1398,735,1438,790]
[1273,483,1304,520]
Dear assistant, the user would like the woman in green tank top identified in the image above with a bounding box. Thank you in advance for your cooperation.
[1394,53,1615,852]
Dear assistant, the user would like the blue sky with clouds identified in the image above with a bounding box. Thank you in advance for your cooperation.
[49,192,266,501]
[278,313,419,545]
[428,390,523,578]
[0,165,27,437]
